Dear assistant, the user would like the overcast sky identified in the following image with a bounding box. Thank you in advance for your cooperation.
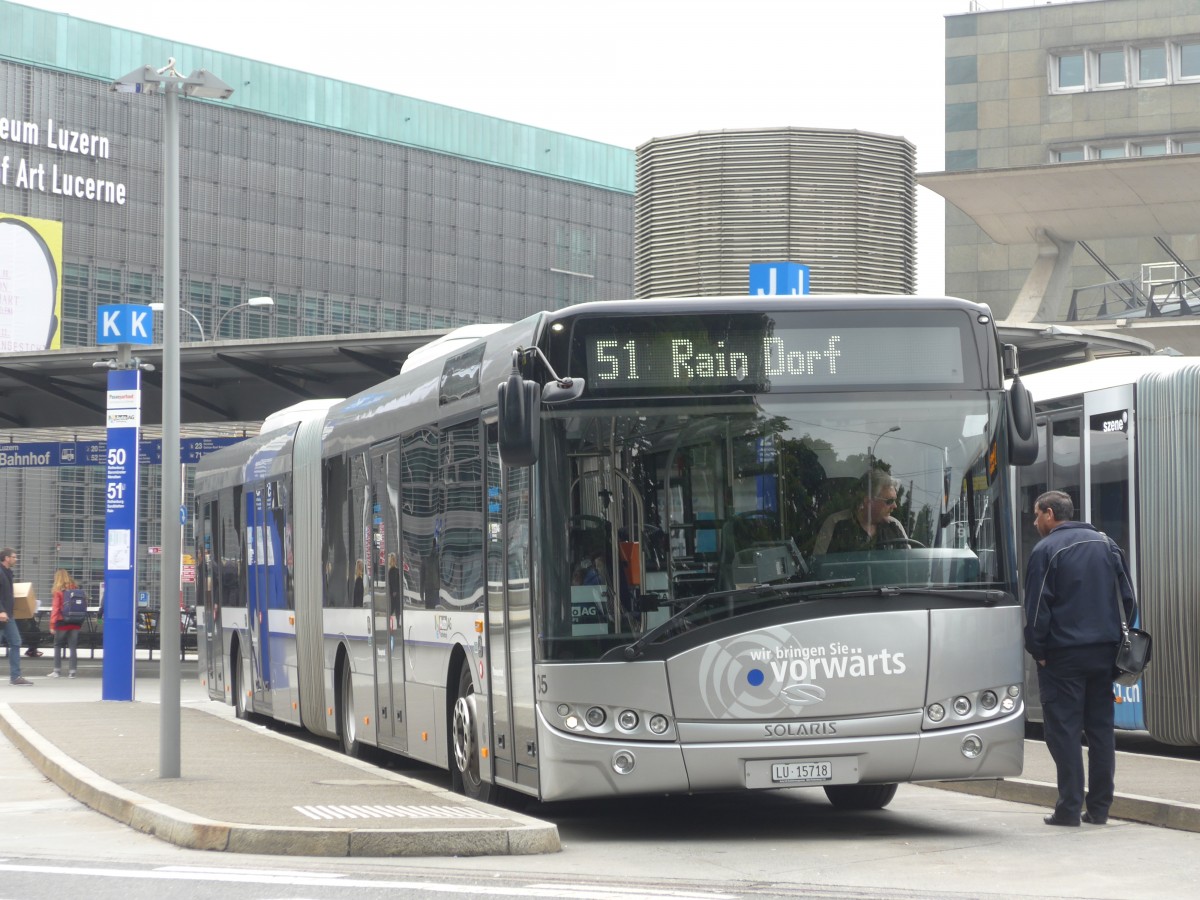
[14,0,1037,295]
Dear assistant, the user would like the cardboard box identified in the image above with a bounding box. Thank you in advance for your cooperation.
[13,582,37,619]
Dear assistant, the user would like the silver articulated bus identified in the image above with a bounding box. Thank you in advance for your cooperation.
[1016,355,1200,746]
[194,296,1038,808]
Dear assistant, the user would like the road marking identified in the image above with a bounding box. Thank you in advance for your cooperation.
[0,864,737,898]
[293,803,501,820]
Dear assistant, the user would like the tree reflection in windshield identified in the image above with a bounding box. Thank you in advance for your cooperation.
[541,395,1011,662]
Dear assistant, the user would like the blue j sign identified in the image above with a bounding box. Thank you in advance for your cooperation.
[96,304,154,345]
[749,262,810,296]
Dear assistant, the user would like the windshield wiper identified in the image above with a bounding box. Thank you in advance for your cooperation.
[614,578,856,661]
[802,586,1011,605]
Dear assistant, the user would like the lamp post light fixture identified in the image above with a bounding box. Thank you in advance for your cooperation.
[148,302,206,342]
[214,295,275,337]
[149,296,274,342]
[112,59,233,780]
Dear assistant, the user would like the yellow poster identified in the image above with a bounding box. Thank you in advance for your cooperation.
[0,212,63,351]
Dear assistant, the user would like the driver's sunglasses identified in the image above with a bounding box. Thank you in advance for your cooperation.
[874,496,898,507]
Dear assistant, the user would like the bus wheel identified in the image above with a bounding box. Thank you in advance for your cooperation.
[823,783,898,810]
[233,647,247,720]
[451,663,493,803]
[338,660,362,759]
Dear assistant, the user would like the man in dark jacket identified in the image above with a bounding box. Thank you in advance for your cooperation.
[0,548,32,685]
[1024,491,1134,827]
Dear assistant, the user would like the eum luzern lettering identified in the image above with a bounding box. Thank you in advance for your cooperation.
[0,117,111,158]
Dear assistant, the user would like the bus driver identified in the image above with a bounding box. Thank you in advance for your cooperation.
[813,472,909,554]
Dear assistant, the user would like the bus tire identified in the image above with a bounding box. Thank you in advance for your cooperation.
[451,662,494,803]
[338,659,363,759]
[233,646,248,720]
[823,783,898,810]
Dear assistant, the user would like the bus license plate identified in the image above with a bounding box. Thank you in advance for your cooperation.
[772,760,834,784]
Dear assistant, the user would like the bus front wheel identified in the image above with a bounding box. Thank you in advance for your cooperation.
[451,663,494,803]
[824,783,898,810]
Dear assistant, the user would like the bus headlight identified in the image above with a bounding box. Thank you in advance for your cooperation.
[617,709,639,731]
[953,696,972,717]
[1001,697,1016,712]
[927,703,946,722]
[648,714,669,735]
[979,690,998,711]
[585,706,607,728]
[961,734,983,759]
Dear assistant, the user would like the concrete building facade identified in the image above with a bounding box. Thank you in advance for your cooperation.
[940,0,1200,322]
[0,0,634,606]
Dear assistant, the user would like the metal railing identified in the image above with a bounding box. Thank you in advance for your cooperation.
[1068,276,1200,321]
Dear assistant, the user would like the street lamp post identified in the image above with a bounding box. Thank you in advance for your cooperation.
[112,59,233,780]
[150,296,274,342]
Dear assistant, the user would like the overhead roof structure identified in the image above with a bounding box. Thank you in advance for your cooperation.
[0,330,447,431]
[920,156,1200,327]
[916,156,1200,247]
[0,323,1155,432]
[918,155,1200,245]
[996,322,1155,374]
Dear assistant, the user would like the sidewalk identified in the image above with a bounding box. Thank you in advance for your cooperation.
[924,737,1200,832]
[2,655,1198,858]
[0,697,559,857]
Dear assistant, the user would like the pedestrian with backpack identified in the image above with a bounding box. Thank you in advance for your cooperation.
[49,568,84,679]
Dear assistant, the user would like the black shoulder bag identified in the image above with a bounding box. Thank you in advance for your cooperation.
[1108,538,1152,687]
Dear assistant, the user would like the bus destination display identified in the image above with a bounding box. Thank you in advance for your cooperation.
[581,321,967,394]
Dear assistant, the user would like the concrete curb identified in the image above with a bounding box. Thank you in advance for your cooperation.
[920,778,1200,833]
[0,704,561,856]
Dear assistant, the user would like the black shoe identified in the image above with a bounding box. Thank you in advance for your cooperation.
[24,650,43,658]
[1082,811,1108,825]
[1043,814,1080,827]
[9,676,33,686]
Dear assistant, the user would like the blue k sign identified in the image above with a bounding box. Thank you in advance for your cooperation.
[96,304,154,345]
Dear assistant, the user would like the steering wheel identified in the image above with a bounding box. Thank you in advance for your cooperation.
[876,538,926,549]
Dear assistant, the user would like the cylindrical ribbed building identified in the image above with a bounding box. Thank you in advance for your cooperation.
[635,128,916,297]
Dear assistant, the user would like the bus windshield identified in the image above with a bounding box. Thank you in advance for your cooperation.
[541,392,1012,661]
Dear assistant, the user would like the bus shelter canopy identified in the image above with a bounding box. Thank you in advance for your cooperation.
[0,330,446,431]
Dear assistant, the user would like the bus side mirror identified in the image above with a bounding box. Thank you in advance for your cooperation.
[498,370,541,467]
[1007,375,1038,466]
[543,378,585,405]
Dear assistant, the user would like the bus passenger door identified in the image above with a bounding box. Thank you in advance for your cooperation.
[245,486,272,714]
[487,425,538,791]
[198,501,222,700]
[371,443,406,751]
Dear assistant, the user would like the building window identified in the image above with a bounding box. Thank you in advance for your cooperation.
[1180,42,1200,80]
[1052,135,1200,163]
[1137,45,1167,83]
[1095,49,1126,87]
[1055,52,1085,90]
[63,264,89,288]
[1053,38,1200,92]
